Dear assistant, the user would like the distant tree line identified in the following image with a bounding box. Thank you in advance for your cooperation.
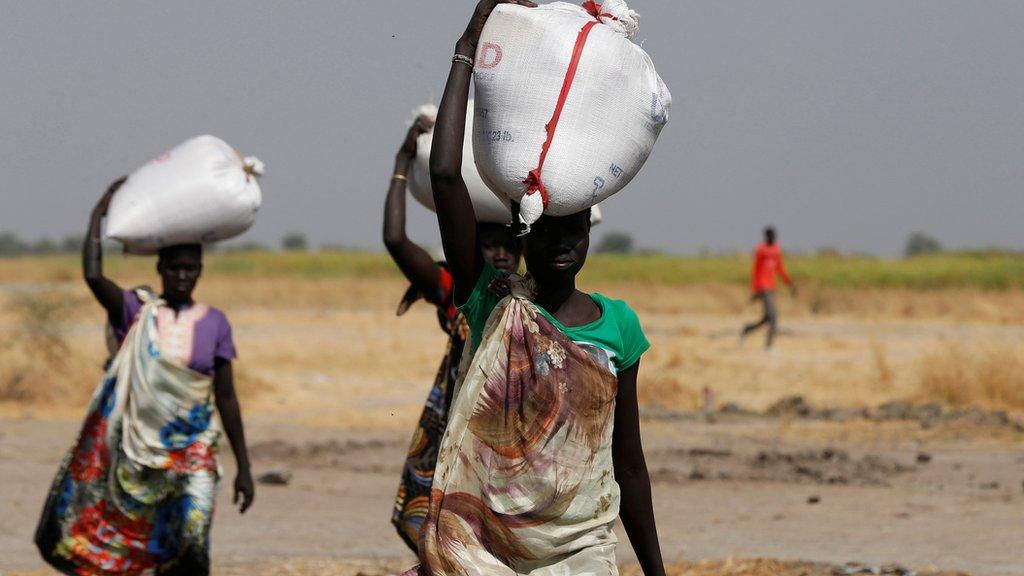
[0,232,84,256]
[0,231,277,256]
[0,230,1009,259]
[0,230,310,256]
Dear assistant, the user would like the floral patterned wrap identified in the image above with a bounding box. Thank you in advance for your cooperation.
[408,282,621,576]
[36,291,220,575]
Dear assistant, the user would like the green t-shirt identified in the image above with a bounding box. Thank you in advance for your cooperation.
[459,264,650,374]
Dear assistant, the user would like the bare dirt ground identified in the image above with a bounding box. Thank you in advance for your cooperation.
[3,413,1018,575]
[2,277,1023,575]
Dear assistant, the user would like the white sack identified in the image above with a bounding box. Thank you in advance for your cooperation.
[472,0,671,229]
[407,103,513,224]
[106,135,263,253]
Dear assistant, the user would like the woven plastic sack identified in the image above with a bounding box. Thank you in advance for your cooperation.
[408,104,512,224]
[106,135,263,254]
[472,0,671,230]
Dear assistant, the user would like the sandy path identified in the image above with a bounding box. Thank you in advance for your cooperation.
[3,414,1021,575]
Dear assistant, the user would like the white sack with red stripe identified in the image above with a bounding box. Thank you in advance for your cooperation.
[472,0,671,229]
[106,135,264,254]
[408,103,513,224]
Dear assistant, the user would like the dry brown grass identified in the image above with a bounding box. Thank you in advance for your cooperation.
[917,343,1024,410]
[0,283,276,409]
[3,268,1023,422]
[870,338,895,388]
[0,288,99,405]
[609,281,1024,324]
[4,254,1024,322]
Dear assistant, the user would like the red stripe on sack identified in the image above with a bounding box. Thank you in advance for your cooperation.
[524,19,601,208]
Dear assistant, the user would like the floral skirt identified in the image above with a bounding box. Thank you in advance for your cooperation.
[35,374,220,576]
[392,332,466,552]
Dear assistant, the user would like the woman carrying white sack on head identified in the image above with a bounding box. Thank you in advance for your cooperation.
[36,136,262,576]
[389,103,605,551]
[404,1,670,575]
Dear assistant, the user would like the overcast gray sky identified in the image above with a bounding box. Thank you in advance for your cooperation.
[2,1,1021,256]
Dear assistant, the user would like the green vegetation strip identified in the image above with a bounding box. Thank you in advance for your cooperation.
[5,251,1023,290]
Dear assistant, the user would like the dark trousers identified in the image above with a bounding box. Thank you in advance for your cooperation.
[742,290,778,348]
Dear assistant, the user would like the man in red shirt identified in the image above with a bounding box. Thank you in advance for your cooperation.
[741,227,796,349]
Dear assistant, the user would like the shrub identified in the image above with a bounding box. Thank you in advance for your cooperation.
[595,232,634,254]
[918,343,1024,410]
[905,232,942,258]
[281,233,309,252]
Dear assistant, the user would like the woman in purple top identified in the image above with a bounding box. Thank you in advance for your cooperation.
[110,287,237,377]
[35,177,254,575]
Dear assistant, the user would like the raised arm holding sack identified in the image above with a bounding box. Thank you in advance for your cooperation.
[385,114,524,552]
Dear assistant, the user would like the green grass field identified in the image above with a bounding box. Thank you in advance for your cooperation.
[2,250,1022,290]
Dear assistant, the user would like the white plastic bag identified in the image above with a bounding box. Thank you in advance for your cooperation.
[472,0,671,229]
[407,104,512,224]
[106,135,263,253]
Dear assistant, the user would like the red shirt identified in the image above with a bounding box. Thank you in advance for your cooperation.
[751,242,792,292]
[435,267,458,322]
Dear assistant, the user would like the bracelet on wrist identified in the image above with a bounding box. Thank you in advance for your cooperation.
[453,53,474,68]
